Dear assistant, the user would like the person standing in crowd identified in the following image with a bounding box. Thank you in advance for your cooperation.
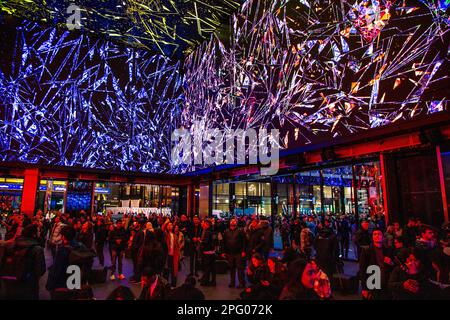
[354,220,371,259]
[200,219,216,287]
[393,222,403,238]
[279,259,331,300]
[337,215,351,259]
[393,236,409,262]
[174,225,185,267]
[290,219,301,248]
[223,218,247,288]
[1,213,21,242]
[260,219,274,261]
[403,217,418,247]
[48,216,65,258]
[45,226,76,297]
[77,221,93,249]
[188,215,202,277]
[314,221,339,279]
[108,219,128,280]
[167,275,205,300]
[246,253,269,285]
[384,225,395,249]
[162,219,181,288]
[359,228,394,300]
[107,286,136,300]
[246,218,264,258]
[300,222,314,259]
[129,222,145,283]
[267,257,288,296]
[138,226,165,275]
[389,249,441,299]
[138,267,171,300]
[415,225,438,279]
[280,218,290,250]
[94,217,108,266]
[0,224,46,300]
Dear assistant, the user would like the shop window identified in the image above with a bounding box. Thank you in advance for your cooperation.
[0,178,24,214]
[322,166,353,215]
[36,180,66,213]
[213,183,230,214]
[354,162,383,218]
[295,170,321,215]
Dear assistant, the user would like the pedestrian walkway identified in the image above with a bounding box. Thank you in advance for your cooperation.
[39,246,361,300]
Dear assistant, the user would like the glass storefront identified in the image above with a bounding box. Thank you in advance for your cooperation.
[37,180,67,213]
[212,160,383,219]
[0,178,24,214]
[295,170,321,215]
[93,183,181,216]
[322,166,353,215]
[213,181,272,217]
[36,181,182,216]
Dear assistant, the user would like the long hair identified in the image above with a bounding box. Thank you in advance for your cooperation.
[285,258,309,290]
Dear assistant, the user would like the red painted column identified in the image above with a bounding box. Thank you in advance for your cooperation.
[20,168,40,217]
[436,146,449,223]
[379,153,389,225]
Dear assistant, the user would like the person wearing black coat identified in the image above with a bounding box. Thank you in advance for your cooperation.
[199,219,216,286]
[337,216,351,259]
[259,220,274,261]
[187,216,202,276]
[388,248,443,300]
[1,224,46,300]
[223,219,247,288]
[246,220,265,258]
[138,231,165,275]
[354,220,371,259]
[94,218,108,266]
[46,226,76,297]
[279,258,327,300]
[314,226,339,279]
[108,220,129,280]
[138,268,171,300]
[167,276,205,300]
[403,218,418,247]
[358,229,395,300]
[129,223,146,283]
[77,222,93,249]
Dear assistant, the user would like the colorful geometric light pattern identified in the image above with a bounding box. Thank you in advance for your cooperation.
[0,0,449,174]
[0,19,184,173]
[0,0,242,58]
[183,0,449,161]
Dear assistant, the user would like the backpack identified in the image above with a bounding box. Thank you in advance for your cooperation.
[0,244,36,282]
[67,243,96,284]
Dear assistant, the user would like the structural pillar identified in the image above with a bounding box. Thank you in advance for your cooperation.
[380,153,390,225]
[436,146,449,223]
[20,168,39,217]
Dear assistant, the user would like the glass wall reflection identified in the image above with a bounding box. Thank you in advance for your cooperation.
[212,160,383,219]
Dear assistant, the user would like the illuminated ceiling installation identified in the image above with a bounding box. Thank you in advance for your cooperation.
[0,20,184,173]
[0,0,449,175]
[0,0,241,57]
[183,0,449,156]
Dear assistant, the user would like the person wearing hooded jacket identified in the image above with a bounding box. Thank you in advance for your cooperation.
[259,219,273,261]
[314,222,339,279]
[1,224,46,300]
[246,219,265,258]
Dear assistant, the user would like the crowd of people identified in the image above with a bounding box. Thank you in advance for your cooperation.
[0,208,448,300]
